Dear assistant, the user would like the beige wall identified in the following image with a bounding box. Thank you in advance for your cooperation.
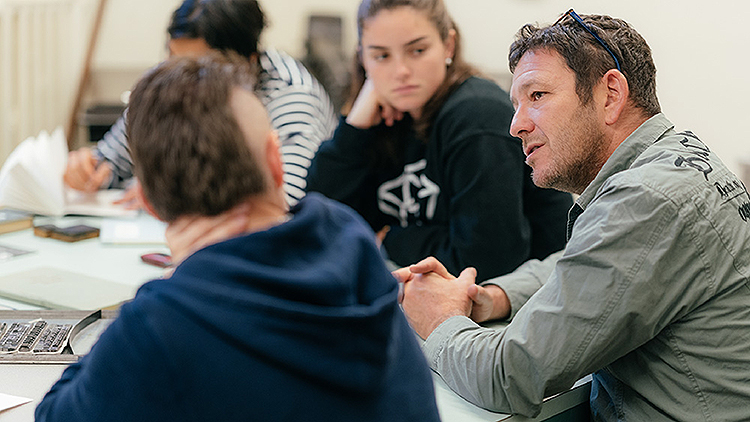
[48,0,750,176]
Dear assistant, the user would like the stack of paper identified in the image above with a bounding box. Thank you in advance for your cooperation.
[0,209,33,235]
[0,267,137,310]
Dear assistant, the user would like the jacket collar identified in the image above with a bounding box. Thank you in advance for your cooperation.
[566,113,674,239]
[577,113,674,211]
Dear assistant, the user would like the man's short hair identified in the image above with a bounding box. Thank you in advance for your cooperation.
[509,12,661,117]
[127,54,268,222]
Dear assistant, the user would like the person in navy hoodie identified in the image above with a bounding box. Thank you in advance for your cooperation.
[35,53,440,422]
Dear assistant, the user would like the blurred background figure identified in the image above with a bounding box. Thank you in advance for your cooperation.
[63,0,337,207]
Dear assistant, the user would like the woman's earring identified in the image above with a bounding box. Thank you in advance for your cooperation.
[445,57,453,67]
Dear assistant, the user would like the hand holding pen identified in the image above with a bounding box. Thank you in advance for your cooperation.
[63,147,112,193]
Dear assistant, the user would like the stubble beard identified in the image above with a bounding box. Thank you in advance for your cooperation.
[530,105,608,195]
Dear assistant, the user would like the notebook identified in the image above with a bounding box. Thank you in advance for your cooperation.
[0,209,33,235]
[0,267,137,310]
[99,217,167,245]
[0,128,137,218]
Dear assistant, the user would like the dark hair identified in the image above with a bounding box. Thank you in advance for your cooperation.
[508,12,660,117]
[167,0,267,59]
[127,54,267,222]
[348,0,477,140]
[166,0,200,38]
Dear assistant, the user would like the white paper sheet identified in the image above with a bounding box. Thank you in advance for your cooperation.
[0,392,32,412]
[99,215,167,244]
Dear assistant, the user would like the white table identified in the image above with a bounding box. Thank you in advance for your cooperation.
[0,218,590,421]
[0,364,590,422]
[0,214,169,310]
[0,215,168,420]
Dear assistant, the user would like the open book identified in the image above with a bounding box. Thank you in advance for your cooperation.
[0,128,136,217]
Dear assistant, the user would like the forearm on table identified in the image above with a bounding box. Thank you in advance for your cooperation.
[422,316,546,416]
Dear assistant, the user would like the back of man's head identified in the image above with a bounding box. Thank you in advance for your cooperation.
[127,54,272,222]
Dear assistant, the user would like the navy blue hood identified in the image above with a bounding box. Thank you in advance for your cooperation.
[150,193,413,394]
[35,194,440,422]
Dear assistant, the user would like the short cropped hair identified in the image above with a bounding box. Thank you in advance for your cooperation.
[127,54,267,222]
[509,12,661,117]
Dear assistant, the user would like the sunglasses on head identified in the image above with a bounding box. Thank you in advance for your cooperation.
[555,9,621,72]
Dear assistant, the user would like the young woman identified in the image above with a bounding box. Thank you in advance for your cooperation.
[63,0,336,206]
[306,0,572,282]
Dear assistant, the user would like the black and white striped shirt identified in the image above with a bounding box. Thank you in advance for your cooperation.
[94,49,337,205]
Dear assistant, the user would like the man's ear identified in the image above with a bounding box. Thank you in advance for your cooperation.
[602,69,630,125]
[265,130,284,188]
[134,181,162,221]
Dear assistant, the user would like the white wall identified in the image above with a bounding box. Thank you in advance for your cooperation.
[446,0,750,176]
[91,0,358,70]
[92,0,180,69]
[83,0,750,175]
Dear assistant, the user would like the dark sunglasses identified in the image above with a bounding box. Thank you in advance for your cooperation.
[555,9,621,72]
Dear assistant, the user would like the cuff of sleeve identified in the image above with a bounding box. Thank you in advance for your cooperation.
[100,162,117,189]
[91,147,104,161]
[422,316,480,370]
[481,276,538,320]
[333,116,376,151]
[479,250,562,320]
[88,148,117,189]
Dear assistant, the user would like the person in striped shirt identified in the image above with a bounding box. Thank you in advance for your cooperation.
[63,0,336,206]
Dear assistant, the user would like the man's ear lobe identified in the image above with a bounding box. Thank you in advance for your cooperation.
[135,181,162,221]
[266,130,284,188]
[603,69,630,125]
